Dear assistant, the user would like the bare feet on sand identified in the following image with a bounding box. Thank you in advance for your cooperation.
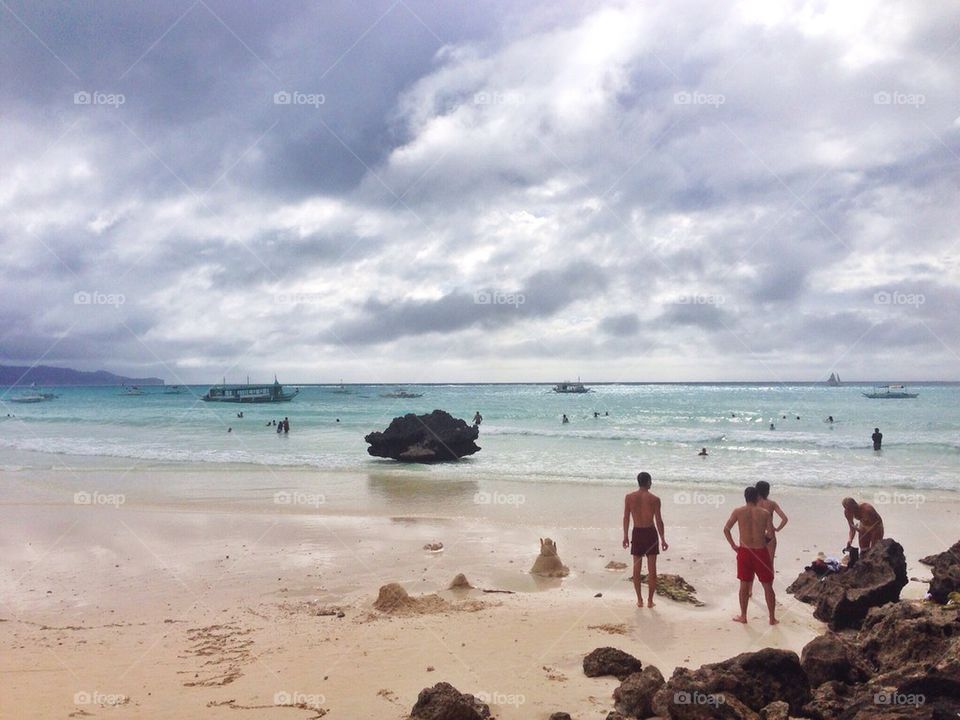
[636,599,644,608]
[647,598,656,607]
[769,618,780,625]
[732,615,748,623]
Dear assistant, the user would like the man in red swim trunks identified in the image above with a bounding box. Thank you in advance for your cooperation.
[622,471,668,608]
[723,486,778,625]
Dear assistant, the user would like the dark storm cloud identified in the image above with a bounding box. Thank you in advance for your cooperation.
[328,262,608,345]
[2,0,960,381]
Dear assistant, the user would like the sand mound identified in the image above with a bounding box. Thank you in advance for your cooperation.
[448,573,473,589]
[373,583,487,617]
[605,561,628,571]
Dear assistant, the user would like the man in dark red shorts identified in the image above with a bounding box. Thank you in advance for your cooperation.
[622,472,668,608]
[723,486,778,625]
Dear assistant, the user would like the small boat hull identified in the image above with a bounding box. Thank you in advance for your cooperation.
[862,392,918,399]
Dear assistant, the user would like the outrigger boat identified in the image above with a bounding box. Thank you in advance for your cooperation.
[380,389,423,399]
[862,385,918,399]
[162,385,184,395]
[119,385,144,396]
[9,391,47,403]
[553,377,589,393]
[202,377,298,403]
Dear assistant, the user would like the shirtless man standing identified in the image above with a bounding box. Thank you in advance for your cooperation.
[755,481,788,567]
[724,486,778,625]
[842,497,884,551]
[622,472,668,608]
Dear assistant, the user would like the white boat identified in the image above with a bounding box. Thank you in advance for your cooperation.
[553,377,589,393]
[119,385,144,396]
[331,379,351,394]
[202,377,298,403]
[9,391,47,404]
[380,389,423,399]
[162,385,184,395]
[862,385,918,399]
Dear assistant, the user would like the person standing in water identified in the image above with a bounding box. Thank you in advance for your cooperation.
[622,472,668,608]
[872,427,883,451]
[562,414,569,424]
[755,481,788,567]
[724,486,777,625]
[473,411,483,426]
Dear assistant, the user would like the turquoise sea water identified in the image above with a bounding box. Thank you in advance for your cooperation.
[1,383,958,492]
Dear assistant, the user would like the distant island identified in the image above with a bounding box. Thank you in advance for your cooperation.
[0,364,164,386]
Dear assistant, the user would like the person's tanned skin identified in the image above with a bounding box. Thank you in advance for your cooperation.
[842,497,884,550]
[724,488,778,625]
[755,481,788,566]
[622,473,668,608]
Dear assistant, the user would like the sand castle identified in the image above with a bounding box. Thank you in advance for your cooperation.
[530,537,570,577]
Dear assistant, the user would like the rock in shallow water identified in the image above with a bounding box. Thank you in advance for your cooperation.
[365,410,481,462]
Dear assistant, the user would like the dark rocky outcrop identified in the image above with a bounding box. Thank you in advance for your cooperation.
[583,647,643,681]
[548,713,572,720]
[613,666,665,718]
[918,540,960,604]
[409,682,490,720]
[652,648,810,719]
[800,632,870,687]
[758,701,789,720]
[786,538,908,629]
[365,410,481,462]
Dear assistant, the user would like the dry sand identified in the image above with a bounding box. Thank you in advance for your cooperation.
[1,467,957,719]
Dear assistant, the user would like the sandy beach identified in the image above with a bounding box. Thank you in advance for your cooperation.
[1,463,956,719]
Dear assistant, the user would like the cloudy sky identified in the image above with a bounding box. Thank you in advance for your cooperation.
[2,0,959,383]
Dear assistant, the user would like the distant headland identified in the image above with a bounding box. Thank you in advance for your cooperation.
[0,364,164,386]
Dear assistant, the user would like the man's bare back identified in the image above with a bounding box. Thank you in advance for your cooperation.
[625,489,659,528]
[731,505,773,549]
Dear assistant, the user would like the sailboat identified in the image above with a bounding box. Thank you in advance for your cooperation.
[826,372,841,387]
[331,379,351,394]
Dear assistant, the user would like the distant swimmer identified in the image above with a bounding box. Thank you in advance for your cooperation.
[842,497,884,551]
[698,447,709,456]
[755,481,788,568]
[227,427,232,433]
[795,415,800,420]
[594,411,599,418]
[473,411,483,426]
[604,411,609,416]
[336,418,340,423]
[562,414,570,424]
[872,427,882,451]
[731,413,736,418]
[283,417,290,434]
[769,422,776,430]
[826,416,834,424]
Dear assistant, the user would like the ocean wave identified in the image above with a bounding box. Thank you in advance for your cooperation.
[481,425,960,451]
